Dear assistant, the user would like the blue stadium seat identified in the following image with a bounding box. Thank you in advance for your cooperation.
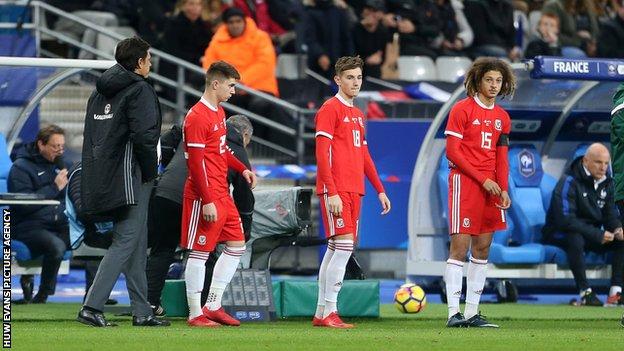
[437,154,450,223]
[437,151,533,264]
[0,134,13,193]
[9,240,72,262]
[508,145,549,245]
[499,145,552,263]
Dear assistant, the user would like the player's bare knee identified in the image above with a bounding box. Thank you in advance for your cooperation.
[225,240,246,248]
[470,247,490,260]
[332,233,354,241]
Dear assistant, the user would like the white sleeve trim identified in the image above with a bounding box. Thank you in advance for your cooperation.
[315,131,333,139]
[187,143,206,148]
[363,140,368,145]
[612,102,624,116]
[444,131,463,139]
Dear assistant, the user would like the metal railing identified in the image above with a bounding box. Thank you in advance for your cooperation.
[8,0,314,163]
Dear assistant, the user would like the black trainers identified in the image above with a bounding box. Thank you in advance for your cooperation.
[151,305,166,317]
[446,312,468,328]
[465,313,499,328]
[580,290,603,306]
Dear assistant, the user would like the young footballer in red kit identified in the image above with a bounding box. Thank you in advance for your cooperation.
[443,57,516,328]
[181,61,257,327]
[313,56,391,328]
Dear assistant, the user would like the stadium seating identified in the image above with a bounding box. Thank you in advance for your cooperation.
[0,133,12,193]
[435,56,472,83]
[276,53,306,80]
[397,56,437,81]
[94,26,137,59]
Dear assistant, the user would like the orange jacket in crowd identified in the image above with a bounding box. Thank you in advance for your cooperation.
[202,17,279,96]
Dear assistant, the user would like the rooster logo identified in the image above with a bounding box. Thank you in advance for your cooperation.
[519,150,535,177]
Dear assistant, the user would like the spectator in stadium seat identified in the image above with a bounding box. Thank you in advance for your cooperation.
[352,0,392,78]
[233,0,298,53]
[524,12,562,58]
[302,0,355,77]
[597,3,624,59]
[159,0,213,99]
[202,7,278,96]
[9,125,69,304]
[542,143,624,307]
[542,0,599,57]
[464,0,522,61]
[383,0,441,59]
[431,0,473,57]
[595,0,621,20]
[202,8,294,149]
[78,37,169,327]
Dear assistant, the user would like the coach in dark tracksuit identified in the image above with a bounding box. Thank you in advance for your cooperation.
[543,143,624,306]
[9,125,69,304]
[77,37,168,327]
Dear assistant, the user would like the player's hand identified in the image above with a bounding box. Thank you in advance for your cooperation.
[327,194,343,217]
[366,51,383,65]
[482,178,502,197]
[378,192,391,215]
[614,227,624,241]
[55,169,69,191]
[496,191,511,209]
[602,230,615,244]
[242,169,257,189]
[202,202,217,222]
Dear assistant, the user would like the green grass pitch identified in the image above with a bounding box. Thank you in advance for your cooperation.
[10,303,623,350]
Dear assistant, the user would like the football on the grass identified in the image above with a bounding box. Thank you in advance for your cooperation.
[394,284,427,313]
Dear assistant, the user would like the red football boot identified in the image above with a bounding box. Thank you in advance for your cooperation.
[318,312,354,329]
[312,316,323,326]
[187,315,220,327]
[202,307,241,326]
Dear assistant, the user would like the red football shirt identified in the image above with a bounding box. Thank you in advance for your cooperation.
[183,97,229,203]
[444,96,511,172]
[315,94,369,195]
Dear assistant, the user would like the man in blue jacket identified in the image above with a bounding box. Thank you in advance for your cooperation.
[8,124,68,304]
[543,143,624,307]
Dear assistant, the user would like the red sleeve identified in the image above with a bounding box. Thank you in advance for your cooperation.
[446,136,488,185]
[363,144,385,194]
[315,103,337,140]
[316,135,337,195]
[495,114,511,191]
[184,113,213,204]
[443,103,467,140]
[226,146,247,174]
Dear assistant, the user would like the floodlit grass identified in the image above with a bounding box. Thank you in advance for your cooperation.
[9,303,623,350]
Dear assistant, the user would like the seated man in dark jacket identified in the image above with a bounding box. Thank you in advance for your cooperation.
[543,143,624,307]
[9,125,69,304]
